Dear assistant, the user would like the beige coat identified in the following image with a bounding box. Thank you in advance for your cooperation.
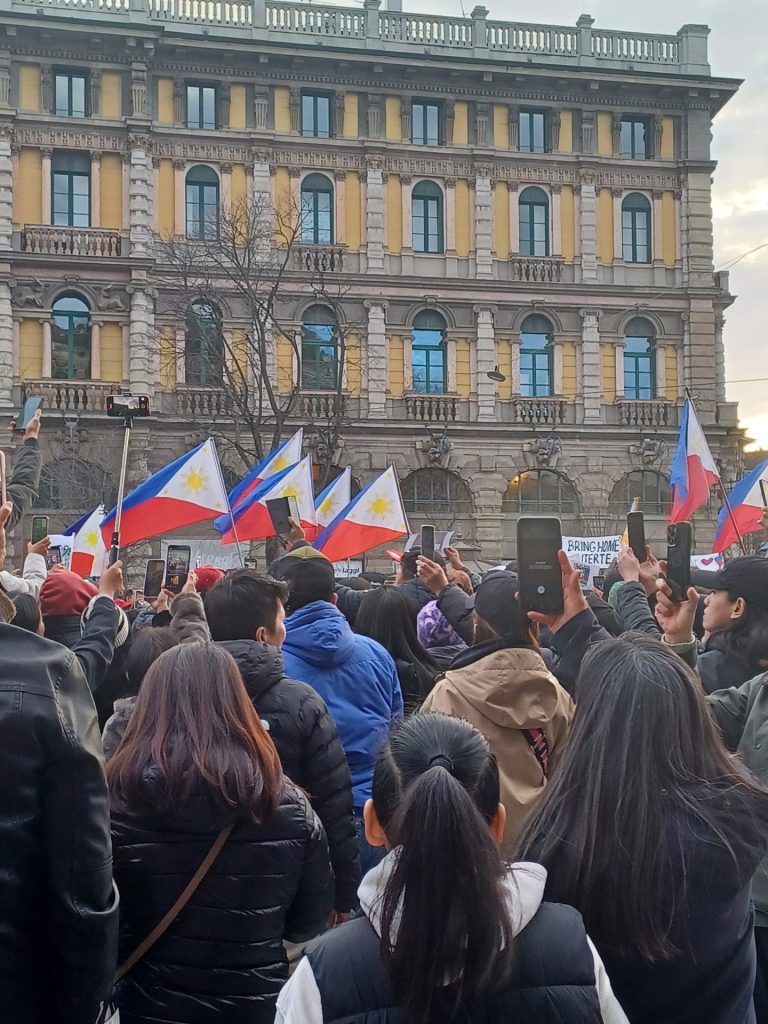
[421,646,574,852]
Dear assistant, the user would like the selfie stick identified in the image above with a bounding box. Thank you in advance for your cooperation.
[108,409,136,566]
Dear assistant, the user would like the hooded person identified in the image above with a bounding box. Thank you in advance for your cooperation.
[420,570,574,852]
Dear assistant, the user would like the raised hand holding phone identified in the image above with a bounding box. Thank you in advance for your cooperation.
[523,549,588,634]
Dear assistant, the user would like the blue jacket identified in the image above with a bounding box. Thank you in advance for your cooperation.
[282,601,403,808]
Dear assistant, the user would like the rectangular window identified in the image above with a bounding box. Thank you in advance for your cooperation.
[301,93,332,139]
[519,352,552,397]
[55,73,88,118]
[519,110,547,153]
[622,209,651,263]
[186,84,218,130]
[185,182,219,240]
[52,167,90,227]
[412,102,441,146]
[624,357,655,399]
[413,196,443,254]
[620,118,649,159]
[519,205,549,257]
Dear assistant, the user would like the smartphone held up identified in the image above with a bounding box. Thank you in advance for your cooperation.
[517,517,564,616]
[665,522,692,602]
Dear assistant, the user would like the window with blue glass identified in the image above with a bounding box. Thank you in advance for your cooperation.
[519,314,553,397]
[411,310,447,394]
[620,118,649,159]
[623,318,656,400]
[186,84,218,130]
[185,302,224,387]
[412,102,441,146]
[55,73,87,117]
[185,166,219,240]
[412,181,444,254]
[519,110,547,153]
[52,152,90,227]
[301,93,332,138]
[302,305,338,390]
[52,294,91,380]
[622,193,652,263]
[519,186,549,257]
[300,174,334,245]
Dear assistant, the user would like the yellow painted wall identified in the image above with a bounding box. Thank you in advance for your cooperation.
[388,335,404,397]
[561,185,575,262]
[455,339,471,398]
[229,84,247,129]
[100,323,123,383]
[660,116,675,160]
[19,320,42,379]
[493,182,510,259]
[274,87,291,133]
[345,332,361,395]
[230,164,247,209]
[345,173,361,251]
[561,341,577,400]
[662,190,676,267]
[385,96,401,141]
[343,93,359,138]
[15,149,42,225]
[157,78,174,124]
[230,330,248,385]
[157,159,175,239]
[455,179,470,258]
[386,174,402,254]
[597,188,614,263]
[597,112,613,156]
[496,338,512,400]
[158,328,176,390]
[601,344,616,403]
[493,105,509,149]
[19,65,40,112]
[101,72,122,118]
[100,154,123,230]
[453,101,468,145]
[273,167,292,244]
[665,346,679,401]
[558,110,573,153]
[277,334,294,392]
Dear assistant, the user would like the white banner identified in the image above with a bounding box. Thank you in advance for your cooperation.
[690,553,725,572]
[562,535,621,582]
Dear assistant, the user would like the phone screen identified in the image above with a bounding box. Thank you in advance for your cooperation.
[421,525,436,561]
[45,547,62,571]
[164,546,191,595]
[31,515,49,544]
[517,517,563,615]
[143,559,166,599]
[761,479,768,509]
[266,496,300,538]
[15,396,44,433]
[627,511,646,563]
[666,523,692,602]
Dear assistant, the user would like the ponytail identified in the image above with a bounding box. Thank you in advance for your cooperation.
[375,717,515,1021]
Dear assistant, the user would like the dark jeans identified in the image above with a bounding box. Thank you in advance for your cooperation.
[354,807,386,876]
[755,926,768,1024]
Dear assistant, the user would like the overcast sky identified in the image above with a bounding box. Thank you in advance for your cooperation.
[388,0,768,445]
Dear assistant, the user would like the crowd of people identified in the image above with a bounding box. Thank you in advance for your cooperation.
[3,418,768,1024]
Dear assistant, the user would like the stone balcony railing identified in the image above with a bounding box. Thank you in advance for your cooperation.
[20,380,113,413]
[509,396,567,425]
[615,398,675,428]
[405,394,459,422]
[510,256,564,284]
[175,387,237,418]
[21,225,123,258]
[5,0,711,76]
[293,245,346,274]
[298,391,347,420]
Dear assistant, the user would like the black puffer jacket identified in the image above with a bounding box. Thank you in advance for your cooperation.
[219,639,360,911]
[111,781,334,1024]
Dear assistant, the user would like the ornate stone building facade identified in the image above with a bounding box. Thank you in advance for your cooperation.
[0,0,742,564]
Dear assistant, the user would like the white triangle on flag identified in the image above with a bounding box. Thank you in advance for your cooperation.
[157,439,229,512]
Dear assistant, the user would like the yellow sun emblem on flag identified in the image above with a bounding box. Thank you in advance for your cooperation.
[84,529,100,550]
[283,484,304,502]
[368,493,391,519]
[183,467,207,494]
[273,456,289,471]
[318,495,336,516]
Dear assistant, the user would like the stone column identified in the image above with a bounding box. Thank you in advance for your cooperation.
[474,304,496,421]
[334,170,346,245]
[681,312,691,389]
[41,319,52,378]
[220,163,232,213]
[0,52,10,108]
[579,307,602,422]
[365,162,385,272]
[173,159,186,236]
[474,171,493,278]
[173,78,185,126]
[445,179,456,254]
[365,300,387,418]
[122,156,130,233]
[652,190,664,263]
[122,323,130,383]
[253,88,269,131]
[175,327,186,385]
[551,184,562,257]
[508,182,519,254]
[612,189,623,260]
[41,147,52,224]
[90,319,101,380]
[553,341,564,394]
[0,126,12,254]
[0,282,13,406]
[128,134,153,257]
[289,167,301,226]
[655,340,667,398]
[579,176,598,282]
[252,152,272,251]
[129,288,155,396]
[614,341,624,398]
[714,315,726,403]
[12,318,20,379]
[90,151,101,228]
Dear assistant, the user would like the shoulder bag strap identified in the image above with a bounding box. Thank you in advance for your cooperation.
[115,821,235,983]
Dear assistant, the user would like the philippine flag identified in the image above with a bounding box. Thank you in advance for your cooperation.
[217,455,316,544]
[713,458,768,553]
[317,466,408,562]
[314,467,352,535]
[228,429,304,509]
[101,439,229,548]
[669,400,720,524]
[65,505,108,577]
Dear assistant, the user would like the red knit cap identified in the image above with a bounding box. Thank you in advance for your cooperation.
[193,565,226,593]
[40,570,99,618]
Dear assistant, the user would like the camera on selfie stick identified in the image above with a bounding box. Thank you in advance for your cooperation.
[106,393,151,566]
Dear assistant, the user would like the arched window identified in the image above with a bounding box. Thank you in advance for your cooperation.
[621,193,651,264]
[36,458,116,513]
[52,294,91,380]
[185,302,224,387]
[623,317,656,400]
[401,468,473,516]
[300,173,334,245]
[412,181,444,254]
[411,310,447,394]
[301,305,338,390]
[185,165,219,240]
[610,471,671,516]
[519,186,549,257]
[503,470,579,514]
[519,314,553,397]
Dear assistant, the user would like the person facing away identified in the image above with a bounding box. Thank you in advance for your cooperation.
[276,712,628,1024]
[354,585,441,711]
[108,642,334,1024]
[203,568,360,915]
[0,497,119,1023]
[421,569,574,851]
[270,546,403,872]
[515,632,768,1024]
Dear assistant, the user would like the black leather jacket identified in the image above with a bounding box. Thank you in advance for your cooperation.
[0,623,119,1023]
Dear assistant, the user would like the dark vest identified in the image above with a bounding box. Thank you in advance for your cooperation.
[304,902,604,1023]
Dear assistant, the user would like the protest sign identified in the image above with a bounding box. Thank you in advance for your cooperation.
[562,535,621,583]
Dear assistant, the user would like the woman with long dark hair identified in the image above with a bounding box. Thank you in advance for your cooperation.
[515,632,768,1024]
[109,643,333,1024]
[354,586,441,709]
[276,712,627,1024]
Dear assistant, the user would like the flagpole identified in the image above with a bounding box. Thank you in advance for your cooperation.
[683,390,747,557]
[210,437,245,568]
